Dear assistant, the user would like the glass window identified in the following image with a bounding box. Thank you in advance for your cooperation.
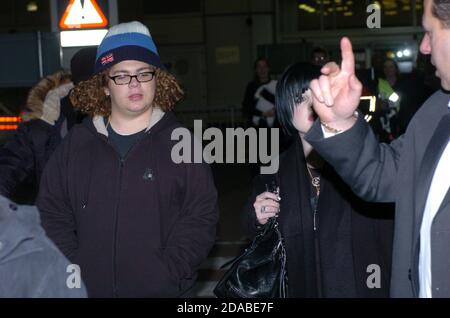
[415,0,424,26]
[379,0,414,27]
[297,0,322,31]
[323,0,369,30]
[297,0,415,30]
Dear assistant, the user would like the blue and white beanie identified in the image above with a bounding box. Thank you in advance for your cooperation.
[94,21,163,74]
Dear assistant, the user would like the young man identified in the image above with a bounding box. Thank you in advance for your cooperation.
[305,0,450,297]
[37,21,219,297]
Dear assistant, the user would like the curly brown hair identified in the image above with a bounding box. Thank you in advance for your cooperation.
[70,68,184,117]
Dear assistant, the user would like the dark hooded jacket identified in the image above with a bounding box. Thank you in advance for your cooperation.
[0,75,78,203]
[36,109,219,297]
[242,135,394,297]
[0,47,96,203]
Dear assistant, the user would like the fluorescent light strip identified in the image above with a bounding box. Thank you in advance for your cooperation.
[0,116,22,123]
[0,125,18,131]
[60,29,108,47]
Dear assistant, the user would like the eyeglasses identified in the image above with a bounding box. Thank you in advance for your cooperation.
[108,71,156,85]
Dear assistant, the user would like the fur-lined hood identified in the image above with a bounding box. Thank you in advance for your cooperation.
[22,71,74,125]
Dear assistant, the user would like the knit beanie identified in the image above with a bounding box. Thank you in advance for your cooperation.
[94,21,163,74]
[70,47,97,85]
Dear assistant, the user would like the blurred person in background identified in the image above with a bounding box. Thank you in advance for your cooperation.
[0,47,97,203]
[311,47,330,67]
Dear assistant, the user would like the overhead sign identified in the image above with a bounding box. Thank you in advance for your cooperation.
[59,0,108,29]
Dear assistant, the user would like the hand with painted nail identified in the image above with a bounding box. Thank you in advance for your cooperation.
[309,37,362,133]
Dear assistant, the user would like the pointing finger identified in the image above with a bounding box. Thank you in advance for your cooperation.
[340,37,355,76]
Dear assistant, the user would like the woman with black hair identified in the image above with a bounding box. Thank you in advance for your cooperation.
[242,62,394,298]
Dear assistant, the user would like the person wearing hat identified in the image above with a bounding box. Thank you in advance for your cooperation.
[36,21,219,297]
[0,47,97,204]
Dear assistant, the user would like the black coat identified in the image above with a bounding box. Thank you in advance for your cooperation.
[0,96,79,203]
[36,111,219,297]
[305,90,450,297]
[242,135,394,297]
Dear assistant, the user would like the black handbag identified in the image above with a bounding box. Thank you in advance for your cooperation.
[213,216,288,298]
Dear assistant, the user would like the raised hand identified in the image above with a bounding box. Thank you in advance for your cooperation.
[310,37,362,132]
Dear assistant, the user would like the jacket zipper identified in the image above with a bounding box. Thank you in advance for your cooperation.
[110,133,150,297]
[112,158,124,297]
[313,209,318,231]
[311,195,319,231]
[311,194,323,297]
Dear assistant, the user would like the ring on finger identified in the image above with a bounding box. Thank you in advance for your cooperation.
[261,206,266,213]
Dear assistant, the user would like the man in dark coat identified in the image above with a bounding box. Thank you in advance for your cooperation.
[306,0,450,298]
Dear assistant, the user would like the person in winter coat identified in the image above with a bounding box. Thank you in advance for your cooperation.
[242,58,277,129]
[0,195,87,298]
[242,62,394,298]
[306,0,450,298]
[0,47,97,203]
[242,58,289,177]
[36,21,219,298]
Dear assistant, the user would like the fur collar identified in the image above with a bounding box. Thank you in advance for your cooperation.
[22,71,73,125]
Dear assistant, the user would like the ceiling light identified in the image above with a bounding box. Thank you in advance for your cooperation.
[26,1,38,12]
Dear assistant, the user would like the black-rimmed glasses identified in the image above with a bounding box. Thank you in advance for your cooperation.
[108,71,155,85]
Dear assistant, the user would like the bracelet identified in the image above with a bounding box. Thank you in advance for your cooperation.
[320,111,358,134]
[320,121,343,133]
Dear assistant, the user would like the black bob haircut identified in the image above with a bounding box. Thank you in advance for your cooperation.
[275,62,321,135]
